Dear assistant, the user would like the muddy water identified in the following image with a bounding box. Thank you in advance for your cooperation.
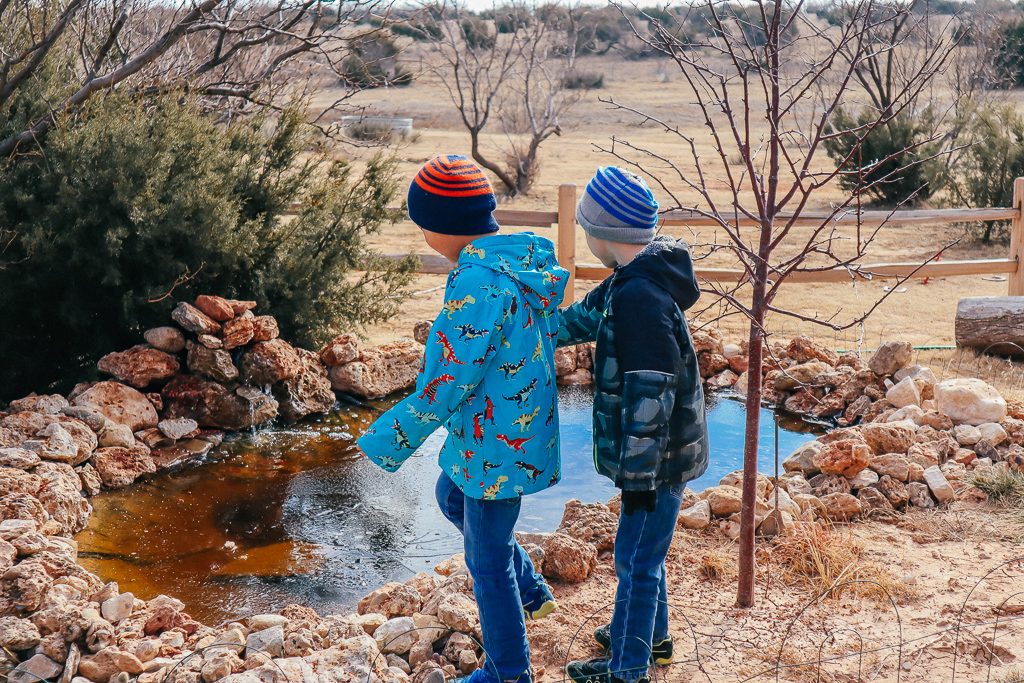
[76,388,816,623]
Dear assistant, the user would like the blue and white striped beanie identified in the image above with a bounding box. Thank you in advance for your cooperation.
[576,166,659,244]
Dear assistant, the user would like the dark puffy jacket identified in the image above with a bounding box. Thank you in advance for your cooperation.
[557,236,708,491]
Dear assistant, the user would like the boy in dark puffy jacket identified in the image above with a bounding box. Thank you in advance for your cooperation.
[558,167,709,683]
[358,155,568,683]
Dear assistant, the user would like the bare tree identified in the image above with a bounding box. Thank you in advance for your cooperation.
[429,1,582,196]
[599,0,961,607]
[0,0,389,159]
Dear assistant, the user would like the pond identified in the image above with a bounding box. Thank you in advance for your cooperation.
[75,388,818,624]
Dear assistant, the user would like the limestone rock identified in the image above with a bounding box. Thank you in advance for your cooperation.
[274,349,335,424]
[78,647,143,682]
[782,441,822,476]
[34,462,91,534]
[704,486,742,517]
[201,650,242,683]
[0,493,48,527]
[812,440,870,477]
[541,533,597,583]
[98,346,180,389]
[848,468,879,490]
[0,448,41,470]
[245,626,284,658]
[250,316,279,342]
[885,376,921,408]
[358,583,422,619]
[819,492,862,521]
[861,422,915,455]
[374,617,416,655]
[91,446,156,489]
[868,341,912,376]
[11,653,62,683]
[412,321,432,345]
[809,473,851,496]
[857,487,893,512]
[677,500,711,530]
[72,382,158,432]
[162,376,278,430]
[329,341,424,399]
[923,465,955,503]
[241,340,302,386]
[0,615,41,650]
[222,318,255,351]
[187,343,239,383]
[908,482,935,508]
[953,424,982,446]
[9,395,69,415]
[171,303,221,336]
[143,327,186,354]
[876,475,910,507]
[557,499,617,552]
[194,295,235,323]
[319,335,361,367]
[97,422,134,449]
[100,593,134,623]
[786,335,839,365]
[934,378,1007,426]
[868,454,910,481]
[0,468,43,498]
[1,561,52,611]
[774,361,831,391]
[436,592,479,634]
[978,422,1008,446]
[248,614,288,631]
[158,419,198,441]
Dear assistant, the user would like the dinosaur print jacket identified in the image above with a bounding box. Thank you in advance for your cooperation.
[358,233,568,500]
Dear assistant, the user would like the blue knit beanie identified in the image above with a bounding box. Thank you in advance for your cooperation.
[407,155,499,236]
[577,166,659,244]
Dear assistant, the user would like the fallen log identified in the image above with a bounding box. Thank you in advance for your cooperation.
[955,296,1024,357]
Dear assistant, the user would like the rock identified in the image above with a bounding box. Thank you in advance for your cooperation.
[861,422,916,455]
[809,473,851,496]
[221,318,255,351]
[76,465,102,496]
[171,302,221,336]
[885,376,921,408]
[0,448,41,470]
[704,486,742,517]
[819,492,862,521]
[34,462,91,534]
[97,346,180,389]
[436,592,479,634]
[23,423,78,465]
[677,500,711,529]
[72,382,158,432]
[250,316,279,342]
[876,475,910,507]
[187,343,239,383]
[868,454,910,481]
[691,329,723,355]
[0,467,42,498]
[11,654,63,683]
[541,533,597,583]
[143,327,186,354]
[848,468,879,489]
[59,407,105,432]
[934,378,1007,426]
[78,648,143,682]
[274,349,335,424]
[97,422,134,449]
[157,418,197,441]
[923,465,955,503]
[557,500,617,552]
[857,487,893,512]
[162,376,278,430]
[908,482,935,508]
[0,615,41,649]
[812,440,870,477]
[707,369,739,389]
[244,626,284,658]
[194,295,235,323]
[8,395,69,415]
[91,446,156,489]
[953,424,982,446]
[786,335,839,365]
[0,493,48,527]
[778,473,812,496]
[412,321,432,345]
[907,461,926,482]
[978,422,1008,446]
[319,335,361,367]
[248,614,288,631]
[782,441,822,476]
[774,361,832,391]
[697,352,729,379]
[199,334,223,349]
[201,650,241,683]
[868,341,912,376]
[241,340,302,386]
[328,341,425,399]
[358,583,422,619]
[2,561,52,611]
[374,617,416,655]
[100,593,134,623]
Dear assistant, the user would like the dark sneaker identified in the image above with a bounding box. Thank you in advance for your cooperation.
[451,669,532,683]
[593,624,674,666]
[565,657,650,683]
[521,582,558,620]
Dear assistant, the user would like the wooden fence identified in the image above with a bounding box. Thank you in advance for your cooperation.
[384,178,1024,304]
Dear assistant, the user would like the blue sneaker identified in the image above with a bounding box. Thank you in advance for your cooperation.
[452,669,532,683]
[521,581,558,620]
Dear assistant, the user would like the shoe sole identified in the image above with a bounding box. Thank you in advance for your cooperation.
[525,598,558,620]
[595,636,673,667]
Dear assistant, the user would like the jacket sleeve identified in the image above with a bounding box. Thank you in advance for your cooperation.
[612,279,682,491]
[358,272,508,472]
[556,277,609,347]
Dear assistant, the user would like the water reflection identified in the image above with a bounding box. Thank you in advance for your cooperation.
[76,388,817,623]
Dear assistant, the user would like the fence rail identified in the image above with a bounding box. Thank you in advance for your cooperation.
[376,178,1024,303]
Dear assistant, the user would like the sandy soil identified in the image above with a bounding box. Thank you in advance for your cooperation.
[524,505,1024,683]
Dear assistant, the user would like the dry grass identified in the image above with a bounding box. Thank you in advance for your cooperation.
[769,522,918,605]
[996,668,1024,683]
[699,549,733,581]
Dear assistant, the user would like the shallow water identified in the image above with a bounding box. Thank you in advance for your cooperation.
[76,388,817,624]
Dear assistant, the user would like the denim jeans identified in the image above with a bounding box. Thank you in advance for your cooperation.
[435,474,536,682]
[609,482,686,681]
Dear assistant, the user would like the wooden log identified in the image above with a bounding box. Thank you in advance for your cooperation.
[955,296,1024,357]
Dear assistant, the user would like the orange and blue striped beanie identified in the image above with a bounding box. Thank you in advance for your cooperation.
[407,155,499,235]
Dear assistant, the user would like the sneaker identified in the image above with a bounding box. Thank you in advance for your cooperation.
[565,657,649,683]
[593,624,674,666]
[451,669,532,683]
[521,582,558,620]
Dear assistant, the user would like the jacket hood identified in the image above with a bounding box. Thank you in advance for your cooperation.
[615,235,700,311]
[458,233,568,311]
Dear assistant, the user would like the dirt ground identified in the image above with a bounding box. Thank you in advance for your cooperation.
[524,504,1024,683]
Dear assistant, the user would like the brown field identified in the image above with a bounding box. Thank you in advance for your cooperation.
[317,50,1024,398]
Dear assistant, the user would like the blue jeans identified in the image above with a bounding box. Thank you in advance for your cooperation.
[609,482,685,681]
[435,474,536,682]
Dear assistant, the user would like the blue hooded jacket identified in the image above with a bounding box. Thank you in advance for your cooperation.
[358,233,569,500]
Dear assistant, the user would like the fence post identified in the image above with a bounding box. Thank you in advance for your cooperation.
[558,184,577,304]
[1011,178,1024,296]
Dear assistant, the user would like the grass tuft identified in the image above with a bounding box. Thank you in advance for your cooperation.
[970,467,1024,507]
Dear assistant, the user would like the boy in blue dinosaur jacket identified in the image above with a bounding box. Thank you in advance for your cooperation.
[558,167,709,683]
[357,155,569,683]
